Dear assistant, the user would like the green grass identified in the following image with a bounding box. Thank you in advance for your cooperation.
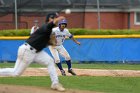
[0,76,139,93]
[0,63,139,93]
[0,63,140,70]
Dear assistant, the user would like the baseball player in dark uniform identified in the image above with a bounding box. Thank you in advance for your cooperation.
[0,12,65,92]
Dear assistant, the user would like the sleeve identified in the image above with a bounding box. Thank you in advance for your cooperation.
[30,26,34,35]
[47,22,56,29]
[66,29,73,38]
[51,28,56,35]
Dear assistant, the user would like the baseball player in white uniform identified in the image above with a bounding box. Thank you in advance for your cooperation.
[30,20,39,34]
[49,19,80,76]
[0,13,65,92]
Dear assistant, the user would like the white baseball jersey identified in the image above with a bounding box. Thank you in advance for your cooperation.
[30,26,39,34]
[52,27,72,46]
[49,27,72,63]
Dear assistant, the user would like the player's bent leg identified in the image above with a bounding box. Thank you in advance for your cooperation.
[13,59,31,76]
[49,46,66,76]
[65,60,76,76]
[47,60,65,91]
[59,46,76,76]
[60,50,76,75]
[0,64,30,77]
[65,56,76,76]
[0,59,32,77]
[65,56,71,70]
[13,44,35,76]
[55,60,66,76]
[0,68,15,76]
[35,51,65,91]
[0,44,34,77]
[35,51,59,84]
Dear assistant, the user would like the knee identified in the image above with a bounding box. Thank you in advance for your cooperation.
[65,56,71,61]
[46,57,55,65]
[55,59,60,63]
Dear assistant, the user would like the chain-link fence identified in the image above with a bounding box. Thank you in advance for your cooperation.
[0,0,140,30]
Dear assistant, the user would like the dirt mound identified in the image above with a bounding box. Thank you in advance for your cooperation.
[0,84,100,93]
[22,68,140,77]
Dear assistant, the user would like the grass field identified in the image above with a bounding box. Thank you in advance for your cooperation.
[0,76,139,93]
[0,63,140,70]
[0,63,140,93]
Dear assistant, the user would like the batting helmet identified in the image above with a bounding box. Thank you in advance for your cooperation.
[58,19,67,26]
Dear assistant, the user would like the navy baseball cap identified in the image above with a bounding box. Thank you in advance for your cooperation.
[46,12,59,22]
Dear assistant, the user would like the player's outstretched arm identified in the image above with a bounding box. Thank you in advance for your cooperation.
[53,16,65,25]
[71,36,81,45]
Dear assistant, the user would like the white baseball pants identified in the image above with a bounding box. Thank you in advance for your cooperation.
[49,45,71,63]
[0,43,59,85]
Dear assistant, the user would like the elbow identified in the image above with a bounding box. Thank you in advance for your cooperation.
[69,35,73,39]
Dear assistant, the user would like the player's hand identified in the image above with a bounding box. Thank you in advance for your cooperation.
[76,41,81,45]
[54,16,65,24]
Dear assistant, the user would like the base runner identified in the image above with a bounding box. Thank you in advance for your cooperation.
[49,19,81,76]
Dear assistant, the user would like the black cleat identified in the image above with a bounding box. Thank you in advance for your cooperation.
[61,70,66,76]
[68,69,76,76]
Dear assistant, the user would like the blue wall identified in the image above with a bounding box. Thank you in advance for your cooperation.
[0,38,140,63]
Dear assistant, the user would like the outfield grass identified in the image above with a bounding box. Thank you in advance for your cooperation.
[0,63,140,70]
[0,76,139,93]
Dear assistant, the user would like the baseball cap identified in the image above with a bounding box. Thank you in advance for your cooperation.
[46,12,59,22]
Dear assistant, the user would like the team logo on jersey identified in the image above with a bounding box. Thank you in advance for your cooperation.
[56,35,65,38]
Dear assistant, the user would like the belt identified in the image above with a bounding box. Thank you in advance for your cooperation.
[24,43,39,53]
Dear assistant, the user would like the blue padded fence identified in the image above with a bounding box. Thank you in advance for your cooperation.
[0,38,140,63]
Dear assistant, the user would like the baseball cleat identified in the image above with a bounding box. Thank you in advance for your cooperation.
[68,69,76,76]
[61,70,66,76]
[51,83,65,92]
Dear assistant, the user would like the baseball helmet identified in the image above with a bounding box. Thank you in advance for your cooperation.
[46,12,59,22]
[58,19,67,26]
